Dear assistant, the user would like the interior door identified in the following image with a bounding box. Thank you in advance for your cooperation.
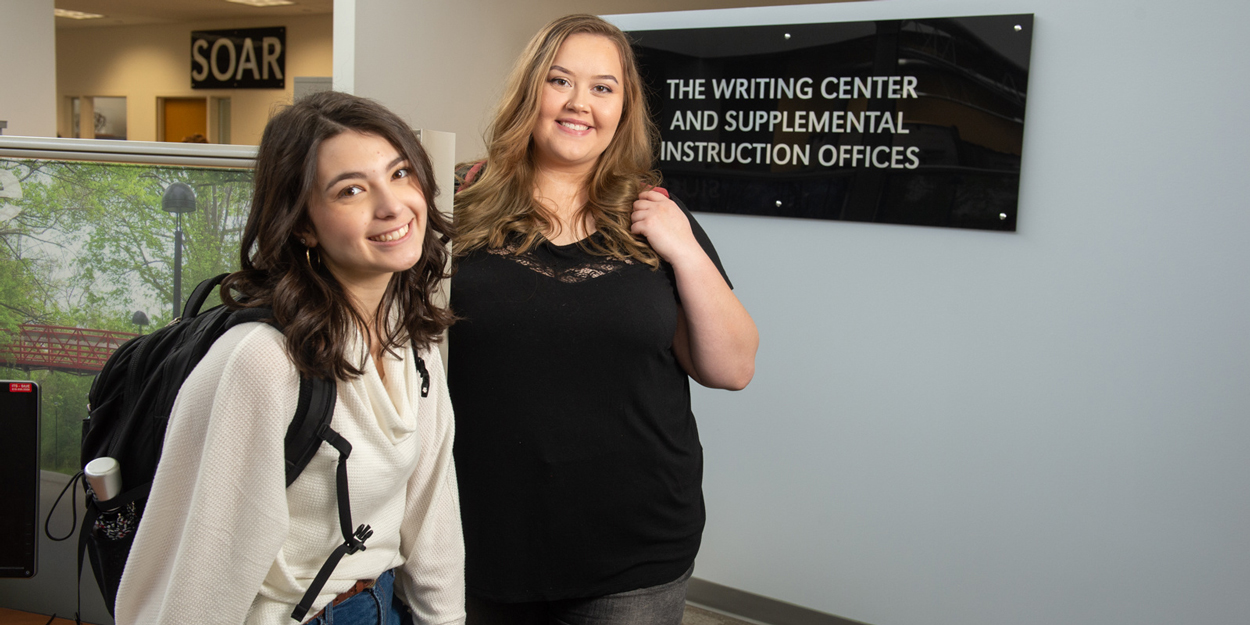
[162,97,207,142]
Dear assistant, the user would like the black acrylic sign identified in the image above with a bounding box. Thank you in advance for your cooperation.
[629,14,1033,231]
[192,27,286,89]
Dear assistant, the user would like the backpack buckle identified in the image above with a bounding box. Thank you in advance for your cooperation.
[346,524,373,555]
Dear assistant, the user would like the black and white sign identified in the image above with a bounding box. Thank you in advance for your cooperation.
[192,27,286,90]
[630,14,1034,231]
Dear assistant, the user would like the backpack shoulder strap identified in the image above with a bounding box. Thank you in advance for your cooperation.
[183,273,230,319]
[283,376,336,487]
[211,305,313,486]
[273,326,383,620]
[286,375,374,622]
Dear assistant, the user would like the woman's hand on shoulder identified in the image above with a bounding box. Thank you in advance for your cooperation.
[631,189,701,266]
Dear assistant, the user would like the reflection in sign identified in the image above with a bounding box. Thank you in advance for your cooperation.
[192,27,286,90]
[630,14,1034,231]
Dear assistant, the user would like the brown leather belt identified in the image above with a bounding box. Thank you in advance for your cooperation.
[310,578,376,620]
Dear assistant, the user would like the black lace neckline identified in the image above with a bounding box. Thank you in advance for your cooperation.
[487,232,636,283]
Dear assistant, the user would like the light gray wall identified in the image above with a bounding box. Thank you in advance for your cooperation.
[610,2,1250,625]
[0,0,56,137]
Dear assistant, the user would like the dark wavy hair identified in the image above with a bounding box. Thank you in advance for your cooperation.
[222,91,454,381]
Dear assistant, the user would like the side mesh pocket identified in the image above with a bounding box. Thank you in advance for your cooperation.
[85,488,146,613]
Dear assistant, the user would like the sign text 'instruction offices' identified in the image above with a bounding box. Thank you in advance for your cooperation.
[661,75,920,170]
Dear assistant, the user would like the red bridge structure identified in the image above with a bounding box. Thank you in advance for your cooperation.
[1,324,138,375]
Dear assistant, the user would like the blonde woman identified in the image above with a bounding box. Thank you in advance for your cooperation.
[450,14,758,625]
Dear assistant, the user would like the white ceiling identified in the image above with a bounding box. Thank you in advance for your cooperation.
[54,0,333,29]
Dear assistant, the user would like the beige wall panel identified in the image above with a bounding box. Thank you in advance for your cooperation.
[56,14,332,145]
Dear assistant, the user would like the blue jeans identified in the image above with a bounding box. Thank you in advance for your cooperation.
[305,569,412,625]
[466,566,693,625]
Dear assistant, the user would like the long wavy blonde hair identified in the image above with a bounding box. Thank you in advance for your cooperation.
[454,14,661,267]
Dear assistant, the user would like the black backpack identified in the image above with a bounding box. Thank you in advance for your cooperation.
[48,274,428,622]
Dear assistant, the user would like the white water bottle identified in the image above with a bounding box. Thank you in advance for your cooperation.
[84,456,122,503]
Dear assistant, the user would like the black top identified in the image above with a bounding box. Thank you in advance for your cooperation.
[449,201,730,602]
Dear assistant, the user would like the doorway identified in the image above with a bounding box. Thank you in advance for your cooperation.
[160,97,207,142]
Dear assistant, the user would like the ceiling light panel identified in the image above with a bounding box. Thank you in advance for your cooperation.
[225,0,297,7]
[55,8,106,19]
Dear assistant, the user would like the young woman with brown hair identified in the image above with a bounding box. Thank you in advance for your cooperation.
[450,14,759,625]
[115,91,465,624]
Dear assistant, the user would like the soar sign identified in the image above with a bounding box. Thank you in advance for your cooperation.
[192,27,285,89]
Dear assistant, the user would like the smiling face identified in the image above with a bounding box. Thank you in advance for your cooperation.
[530,33,625,173]
[302,130,427,299]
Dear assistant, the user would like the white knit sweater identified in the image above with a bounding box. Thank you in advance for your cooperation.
[114,322,465,624]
